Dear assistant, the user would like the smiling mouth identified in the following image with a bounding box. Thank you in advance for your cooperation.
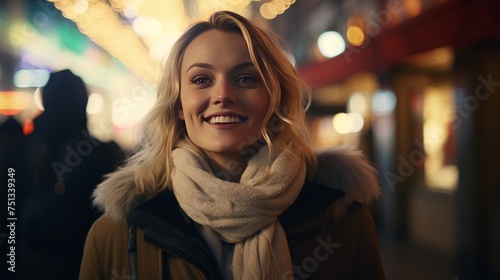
[207,116,244,124]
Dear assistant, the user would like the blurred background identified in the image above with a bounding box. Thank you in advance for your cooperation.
[1,0,499,279]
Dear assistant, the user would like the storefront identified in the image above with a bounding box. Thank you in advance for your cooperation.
[298,0,500,278]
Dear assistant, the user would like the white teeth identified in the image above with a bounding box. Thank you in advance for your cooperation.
[209,116,242,124]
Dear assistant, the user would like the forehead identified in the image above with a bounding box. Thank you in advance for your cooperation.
[181,29,252,72]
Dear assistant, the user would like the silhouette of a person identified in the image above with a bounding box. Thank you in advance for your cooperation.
[19,69,123,280]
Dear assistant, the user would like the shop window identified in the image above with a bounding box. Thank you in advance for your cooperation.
[422,83,458,191]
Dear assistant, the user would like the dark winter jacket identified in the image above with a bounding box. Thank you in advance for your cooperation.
[79,148,386,279]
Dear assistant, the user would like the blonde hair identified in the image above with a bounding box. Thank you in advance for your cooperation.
[105,11,316,196]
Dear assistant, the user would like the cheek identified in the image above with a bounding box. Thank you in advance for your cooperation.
[252,95,271,121]
[254,106,269,125]
[179,93,200,118]
[246,100,270,137]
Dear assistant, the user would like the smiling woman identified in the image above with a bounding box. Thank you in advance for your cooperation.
[179,30,270,180]
[80,10,386,280]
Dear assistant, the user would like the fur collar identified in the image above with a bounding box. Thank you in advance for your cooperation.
[311,146,380,218]
[93,146,380,221]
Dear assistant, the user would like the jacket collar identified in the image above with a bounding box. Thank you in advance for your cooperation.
[94,147,380,222]
[128,181,345,235]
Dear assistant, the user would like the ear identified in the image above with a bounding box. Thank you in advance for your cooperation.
[178,106,184,120]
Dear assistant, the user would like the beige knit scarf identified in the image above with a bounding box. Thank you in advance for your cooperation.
[171,141,306,280]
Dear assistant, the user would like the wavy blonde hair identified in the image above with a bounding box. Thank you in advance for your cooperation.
[105,11,316,196]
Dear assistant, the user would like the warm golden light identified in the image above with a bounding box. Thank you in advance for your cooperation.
[423,85,458,190]
[346,26,364,46]
[231,0,252,8]
[50,0,158,80]
[0,91,31,116]
[49,0,254,83]
[74,0,89,14]
[403,0,422,18]
[132,16,162,37]
[316,117,339,147]
[260,3,276,20]
[333,113,352,134]
[348,92,367,116]
[274,0,286,14]
[348,112,364,133]
[260,0,296,19]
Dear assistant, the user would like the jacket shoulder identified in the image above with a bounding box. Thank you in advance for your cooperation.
[80,215,129,280]
[80,215,163,280]
[88,215,130,249]
[312,147,381,217]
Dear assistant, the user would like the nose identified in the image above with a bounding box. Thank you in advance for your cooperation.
[213,79,237,105]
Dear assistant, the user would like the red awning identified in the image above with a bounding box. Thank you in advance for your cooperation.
[299,0,500,88]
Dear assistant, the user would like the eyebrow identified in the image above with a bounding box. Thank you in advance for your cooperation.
[185,61,255,74]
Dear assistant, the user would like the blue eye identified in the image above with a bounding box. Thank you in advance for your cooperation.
[191,75,211,84]
[236,75,257,84]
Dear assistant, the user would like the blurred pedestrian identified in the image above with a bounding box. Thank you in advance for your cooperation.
[19,69,122,280]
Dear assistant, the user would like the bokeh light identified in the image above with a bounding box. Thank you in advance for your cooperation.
[34,87,44,111]
[332,112,365,134]
[348,92,367,116]
[317,31,346,58]
[86,92,104,114]
[348,112,364,133]
[13,69,50,88]
[132,16,162,37]
[74,0,89,14]
[260,0,296,19]
[372,90,397,114]
[0,91,31,115]
[333,113,351,134]
[346,26,364,46]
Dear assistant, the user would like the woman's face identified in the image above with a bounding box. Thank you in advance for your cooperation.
[179,29,270,164]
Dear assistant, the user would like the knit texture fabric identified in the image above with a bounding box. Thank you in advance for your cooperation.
[171,141,306,279]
